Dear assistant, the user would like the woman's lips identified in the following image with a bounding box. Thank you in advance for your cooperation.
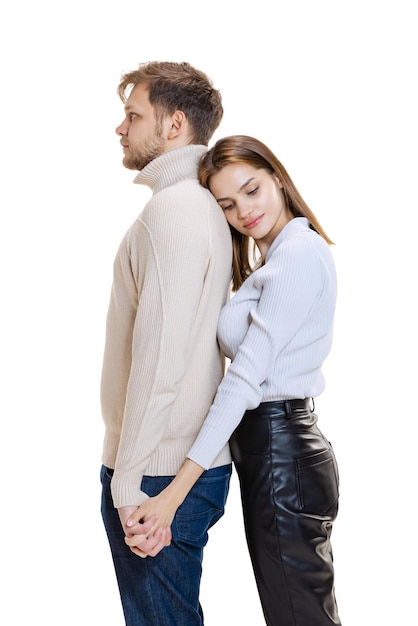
[244,215,262,229]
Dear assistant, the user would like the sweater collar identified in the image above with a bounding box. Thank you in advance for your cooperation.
[133,145,207,194]
[265,217,310,262]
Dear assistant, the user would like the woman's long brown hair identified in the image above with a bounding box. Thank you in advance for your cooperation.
[199,135,334,291]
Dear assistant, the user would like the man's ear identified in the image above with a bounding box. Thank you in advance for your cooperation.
[167,110,187,139]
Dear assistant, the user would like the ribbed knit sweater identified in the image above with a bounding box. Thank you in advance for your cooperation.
[100,145,232,508]
[188,217,337,469]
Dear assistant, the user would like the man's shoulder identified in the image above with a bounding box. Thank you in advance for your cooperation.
[158,176,209,199]
[143,179,217,219]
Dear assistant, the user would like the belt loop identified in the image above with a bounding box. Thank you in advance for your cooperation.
[284,400,291,417]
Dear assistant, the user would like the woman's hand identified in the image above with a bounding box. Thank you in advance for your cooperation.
[123,491,177,557]
[126,491,179,532]
[123,459,205,558]
[118,500,173,558]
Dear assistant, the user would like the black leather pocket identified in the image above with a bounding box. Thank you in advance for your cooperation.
[295,447,339,516]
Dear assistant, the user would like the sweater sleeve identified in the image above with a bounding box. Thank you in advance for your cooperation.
[187,235,325,469]
[109,187,214,507]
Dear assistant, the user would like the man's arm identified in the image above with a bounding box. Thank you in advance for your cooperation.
[110,198,212,508]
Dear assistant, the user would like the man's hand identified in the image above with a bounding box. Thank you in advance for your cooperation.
[118,505,172,559]
[126,525,172,558]
[117,459,204,559]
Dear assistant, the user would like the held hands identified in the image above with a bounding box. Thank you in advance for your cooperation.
[118,495,176,559]
[118,459,204,559]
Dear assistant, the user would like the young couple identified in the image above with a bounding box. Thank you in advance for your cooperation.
[100,61,342,626]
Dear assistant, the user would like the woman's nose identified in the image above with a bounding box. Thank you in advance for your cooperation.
[237,204,254,219]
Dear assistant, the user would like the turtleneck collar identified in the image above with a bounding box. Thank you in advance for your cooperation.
[133,145,208,194]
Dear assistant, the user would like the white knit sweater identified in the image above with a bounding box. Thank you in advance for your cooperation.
[100,145,232,508]
[188,217,337,469]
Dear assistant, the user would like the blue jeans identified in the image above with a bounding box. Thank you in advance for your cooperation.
[100,464,232,626]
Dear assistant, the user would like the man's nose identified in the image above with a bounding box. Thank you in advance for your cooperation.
[116,120,128,136]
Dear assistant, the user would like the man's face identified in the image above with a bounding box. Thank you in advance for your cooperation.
[116,83,166,171]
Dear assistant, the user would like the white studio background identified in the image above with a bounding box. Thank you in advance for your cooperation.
[0,1,416,624]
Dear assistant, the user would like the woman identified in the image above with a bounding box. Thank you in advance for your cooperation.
[126,135,341,626]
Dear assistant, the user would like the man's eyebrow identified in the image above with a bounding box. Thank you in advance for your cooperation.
[216,177,255,202]
[124,103,141,113]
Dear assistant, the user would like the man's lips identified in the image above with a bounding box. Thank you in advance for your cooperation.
[244,215,262,229]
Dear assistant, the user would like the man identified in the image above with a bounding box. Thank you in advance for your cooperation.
[100,61,233,626]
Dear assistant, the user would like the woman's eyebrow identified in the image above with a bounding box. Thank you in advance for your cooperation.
[216,177,255,202]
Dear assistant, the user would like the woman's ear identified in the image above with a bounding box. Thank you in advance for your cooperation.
[274,173,284,189]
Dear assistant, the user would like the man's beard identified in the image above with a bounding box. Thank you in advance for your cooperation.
[123,130,165,171]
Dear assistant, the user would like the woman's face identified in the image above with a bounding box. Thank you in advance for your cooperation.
[209,162,293,255]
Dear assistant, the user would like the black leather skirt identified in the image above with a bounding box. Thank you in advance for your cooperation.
[230,399,341,626]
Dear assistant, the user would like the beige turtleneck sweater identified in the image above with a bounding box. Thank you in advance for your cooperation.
[100,145,232,508]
